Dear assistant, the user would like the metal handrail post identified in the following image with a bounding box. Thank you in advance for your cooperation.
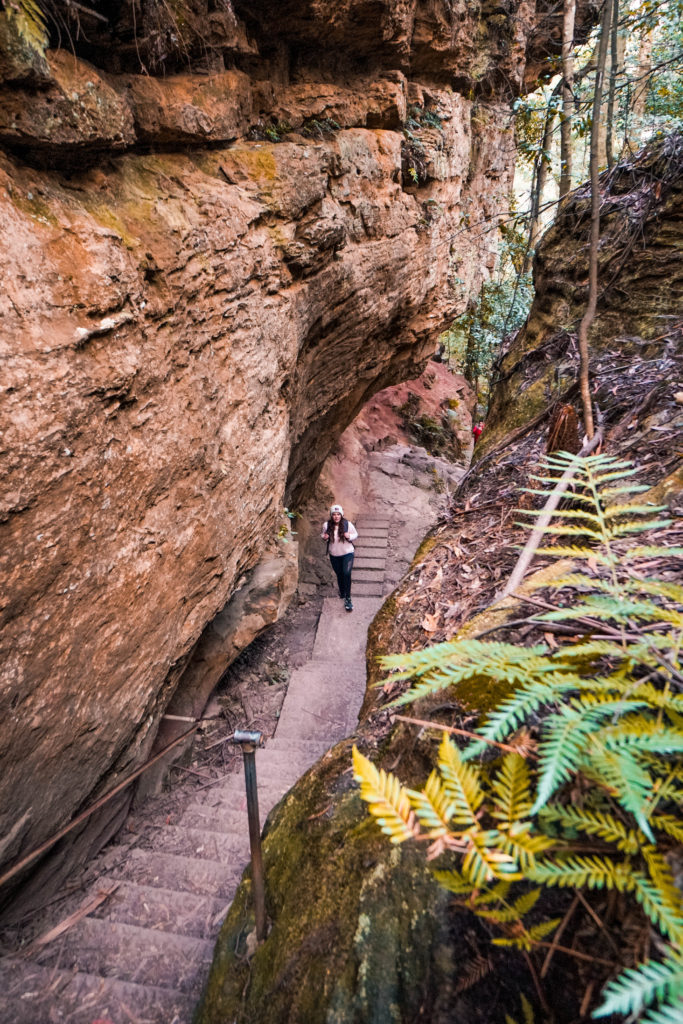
[233,730,266,941]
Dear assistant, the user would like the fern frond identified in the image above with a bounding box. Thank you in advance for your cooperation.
[408,770,454,837]
[621,546,683,562]
[532,545,605,561]
[383,639,562,708]
[594,951,683,1018]
[470,880,512,906]
[602,724,683,756]
[529,853,633,890]
[522,505,604,525]
[431,868,472,894]
[641,848,683,923]
[352,746,419,844]
[523,522,603,540]
[533,700,647,811]
[642,1004,683,1024]
[557,639,626,661]
[491,753,532,824]
[603,503,668,521]
[438,736,483,825]
[540,595,660,622]
[610,519,674,538]
[650,814,683,843]
[498,821,555,870]
[464,677,582,759]
[492,917,560,951]
[538,805,641,853]
[552,574,617,591]
[622,682,683,714]
[583,745,656,840]
[512,888,542,918]
[462,829,520,886]
[629,872,683,942]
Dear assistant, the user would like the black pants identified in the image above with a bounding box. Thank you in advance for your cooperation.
[329,553,354,599]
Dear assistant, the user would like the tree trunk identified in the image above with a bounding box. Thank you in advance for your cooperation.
[576,0,613,439]
[559,0,576,198]
[623,24,653,153]
[605,0,619,168]
[523,105,556,276]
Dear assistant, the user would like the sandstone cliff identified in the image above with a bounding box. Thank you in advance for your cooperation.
[196,136,683,1023]
[0,0,588,908]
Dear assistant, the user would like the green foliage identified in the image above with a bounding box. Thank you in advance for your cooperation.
[513,90,560,167]
[440,217,533,404]
[300,117,341,138]
[406,103,443,132]
[264,120,292,143]
[354,454,683,1021]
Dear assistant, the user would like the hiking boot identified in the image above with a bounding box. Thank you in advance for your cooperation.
[345,598,353,612]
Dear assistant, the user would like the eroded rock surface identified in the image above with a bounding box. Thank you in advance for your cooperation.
[0,0,591,908]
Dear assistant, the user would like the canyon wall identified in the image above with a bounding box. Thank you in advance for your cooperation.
[0,0,582,906]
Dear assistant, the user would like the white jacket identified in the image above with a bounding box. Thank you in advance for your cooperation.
[321,519,358,556]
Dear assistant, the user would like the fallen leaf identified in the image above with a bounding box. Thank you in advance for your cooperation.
[544,631,558,649]
[421,612,441,632]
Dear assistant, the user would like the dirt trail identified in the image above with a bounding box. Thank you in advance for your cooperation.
[0,377,468,1024]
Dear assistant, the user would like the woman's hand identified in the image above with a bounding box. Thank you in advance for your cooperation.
[322,532,329,540]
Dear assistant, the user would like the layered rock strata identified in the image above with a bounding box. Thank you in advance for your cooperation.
[0,0,587,907]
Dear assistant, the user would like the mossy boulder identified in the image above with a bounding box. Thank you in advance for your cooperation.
[196,740,463,1024]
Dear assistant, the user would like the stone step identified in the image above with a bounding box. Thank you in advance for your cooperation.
[353,536,388,549]
[187,781,293,818]
[352,568,384,583]
[34,917,214,994]
[138,824,250,863]
[350,582,384,597]
[276,687,364,731]
[357,527,389,538]
[312,597,383,661]
[275,710,354,745]
[356,516,392,526]
[89,879,228,938]
[108,848,241,899]
[180,804,254,835]
[354,557,386,569]
[1,958,195,1024]
[266,736,331,757]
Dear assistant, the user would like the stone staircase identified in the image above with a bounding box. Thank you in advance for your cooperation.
[0,516,391,1024]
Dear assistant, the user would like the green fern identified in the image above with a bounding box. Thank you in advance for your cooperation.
[355,454,682,1021]
[595,952,683,1018]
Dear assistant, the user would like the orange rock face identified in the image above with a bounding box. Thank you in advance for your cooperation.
[0,0,593,905]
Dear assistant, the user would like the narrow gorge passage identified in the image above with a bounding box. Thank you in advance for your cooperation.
[1,429,465,1024]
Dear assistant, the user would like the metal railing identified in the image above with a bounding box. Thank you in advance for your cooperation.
[233,730,266,941]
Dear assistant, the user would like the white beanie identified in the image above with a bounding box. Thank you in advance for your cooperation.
[330,504,343,515]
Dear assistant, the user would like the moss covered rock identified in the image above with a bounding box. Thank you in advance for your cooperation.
[196,740,462,1024]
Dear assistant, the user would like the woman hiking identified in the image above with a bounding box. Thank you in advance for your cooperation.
[321,504,358,612]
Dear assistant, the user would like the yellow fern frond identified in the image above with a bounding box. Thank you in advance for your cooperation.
[491,753,532,825]
[408,770,455,838]
[462,828,521,886]
[352,746,419,844]
[438,735,484,825]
